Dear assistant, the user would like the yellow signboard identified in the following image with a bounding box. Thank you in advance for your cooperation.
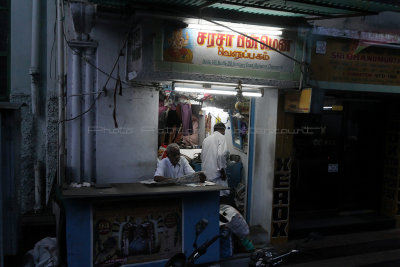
[311,38,400,85]
[284,88,312,113]
[163,27,296,72]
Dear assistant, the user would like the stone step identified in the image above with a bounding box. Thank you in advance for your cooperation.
[279,229,400,266]
[288,212,395,240]
[286,249,400,267]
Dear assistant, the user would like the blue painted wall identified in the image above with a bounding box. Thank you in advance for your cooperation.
[64,191,221,267]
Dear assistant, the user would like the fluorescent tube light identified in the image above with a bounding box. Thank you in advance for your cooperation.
[242,92,263,97]
[175,87,262,97]
[186,19,283,36]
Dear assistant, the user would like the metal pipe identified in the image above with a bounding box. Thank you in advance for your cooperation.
[71,50,82,182]
[57,0,66,186]
[299,29,308,91]
[30,0,40,115]
[83,48,95,183]
[0,115,3,267]
[34,161,42,212]
[30,0,42,212]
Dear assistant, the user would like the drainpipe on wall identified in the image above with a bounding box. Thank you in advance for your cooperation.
[83,48,95,183]
[30,0,42,212]
[30,0,40,116]
[69,2,96,183]
[0,115,3,267]
[83,4,96,183]
[70,49,82,183]
[57,0,66,186]
[34,161,43,212]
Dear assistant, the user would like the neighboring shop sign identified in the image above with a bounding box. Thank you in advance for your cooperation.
[271,158,291,242]
[284,88,312,113]
[163,27,296,73]
[311,38,400,85]
[92,199,182,266]
[271,95,294,244]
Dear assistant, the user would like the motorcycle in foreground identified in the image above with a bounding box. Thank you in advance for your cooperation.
[165,218,302,267]
[165,219,230,267]
[248,247,299,267]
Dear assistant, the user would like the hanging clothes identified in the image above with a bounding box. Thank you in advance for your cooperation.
[205,113,212,135]
[158,100,168,129]
[166,110,180,130]
[164,103,181,145]
[176,103,182,125]
[183,115,199,146]
[180,103,193,136]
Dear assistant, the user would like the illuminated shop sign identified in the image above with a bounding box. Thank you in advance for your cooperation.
[163,27,296,73]
[311,38,400,86]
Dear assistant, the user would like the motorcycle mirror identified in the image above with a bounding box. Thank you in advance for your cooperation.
[195,219,208,236]
[193,219,208,249]
[164,253,187,267]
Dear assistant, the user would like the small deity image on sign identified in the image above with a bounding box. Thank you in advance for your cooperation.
[93,199,182,266]
[163,28,193,63]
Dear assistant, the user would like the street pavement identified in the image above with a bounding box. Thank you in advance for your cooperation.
[218,228,400,267]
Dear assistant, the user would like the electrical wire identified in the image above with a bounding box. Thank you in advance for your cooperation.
[61,93,101,123]
[50,13,57,79]
[68,91,106,97]
[58,4,154,123]
[58,3,104,123]
[59,3,305,123]
[62,30,160,89]
[58,6,105,123]
[62,24,153,89]
[202,19,305,67]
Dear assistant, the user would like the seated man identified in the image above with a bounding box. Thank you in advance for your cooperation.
[154,143,205,183]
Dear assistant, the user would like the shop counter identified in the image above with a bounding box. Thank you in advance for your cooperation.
[62,182,227,267]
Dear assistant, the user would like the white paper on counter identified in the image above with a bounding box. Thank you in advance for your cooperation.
[185,181,216,187]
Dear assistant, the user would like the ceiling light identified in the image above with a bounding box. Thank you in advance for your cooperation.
[174,87,262,97]
[186,19,283,36]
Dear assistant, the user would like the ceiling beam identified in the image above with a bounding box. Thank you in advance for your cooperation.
[214,0,335,17]
[307,11,379,21]
[287,0,377,15]
[198,0,222,10]
[148,5,309,28]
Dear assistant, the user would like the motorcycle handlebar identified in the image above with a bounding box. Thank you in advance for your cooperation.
[188,234,223,263]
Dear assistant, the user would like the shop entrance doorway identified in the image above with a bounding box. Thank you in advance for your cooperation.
[289,91,398,238]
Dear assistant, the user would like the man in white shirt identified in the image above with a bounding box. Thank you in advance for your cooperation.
[201,123,229,196]
[154,143,203,182]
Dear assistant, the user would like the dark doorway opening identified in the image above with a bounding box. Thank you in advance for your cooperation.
[289,91,399,238]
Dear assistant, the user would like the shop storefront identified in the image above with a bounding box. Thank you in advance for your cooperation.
[62,8,305,265]
[283,33,400,238]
